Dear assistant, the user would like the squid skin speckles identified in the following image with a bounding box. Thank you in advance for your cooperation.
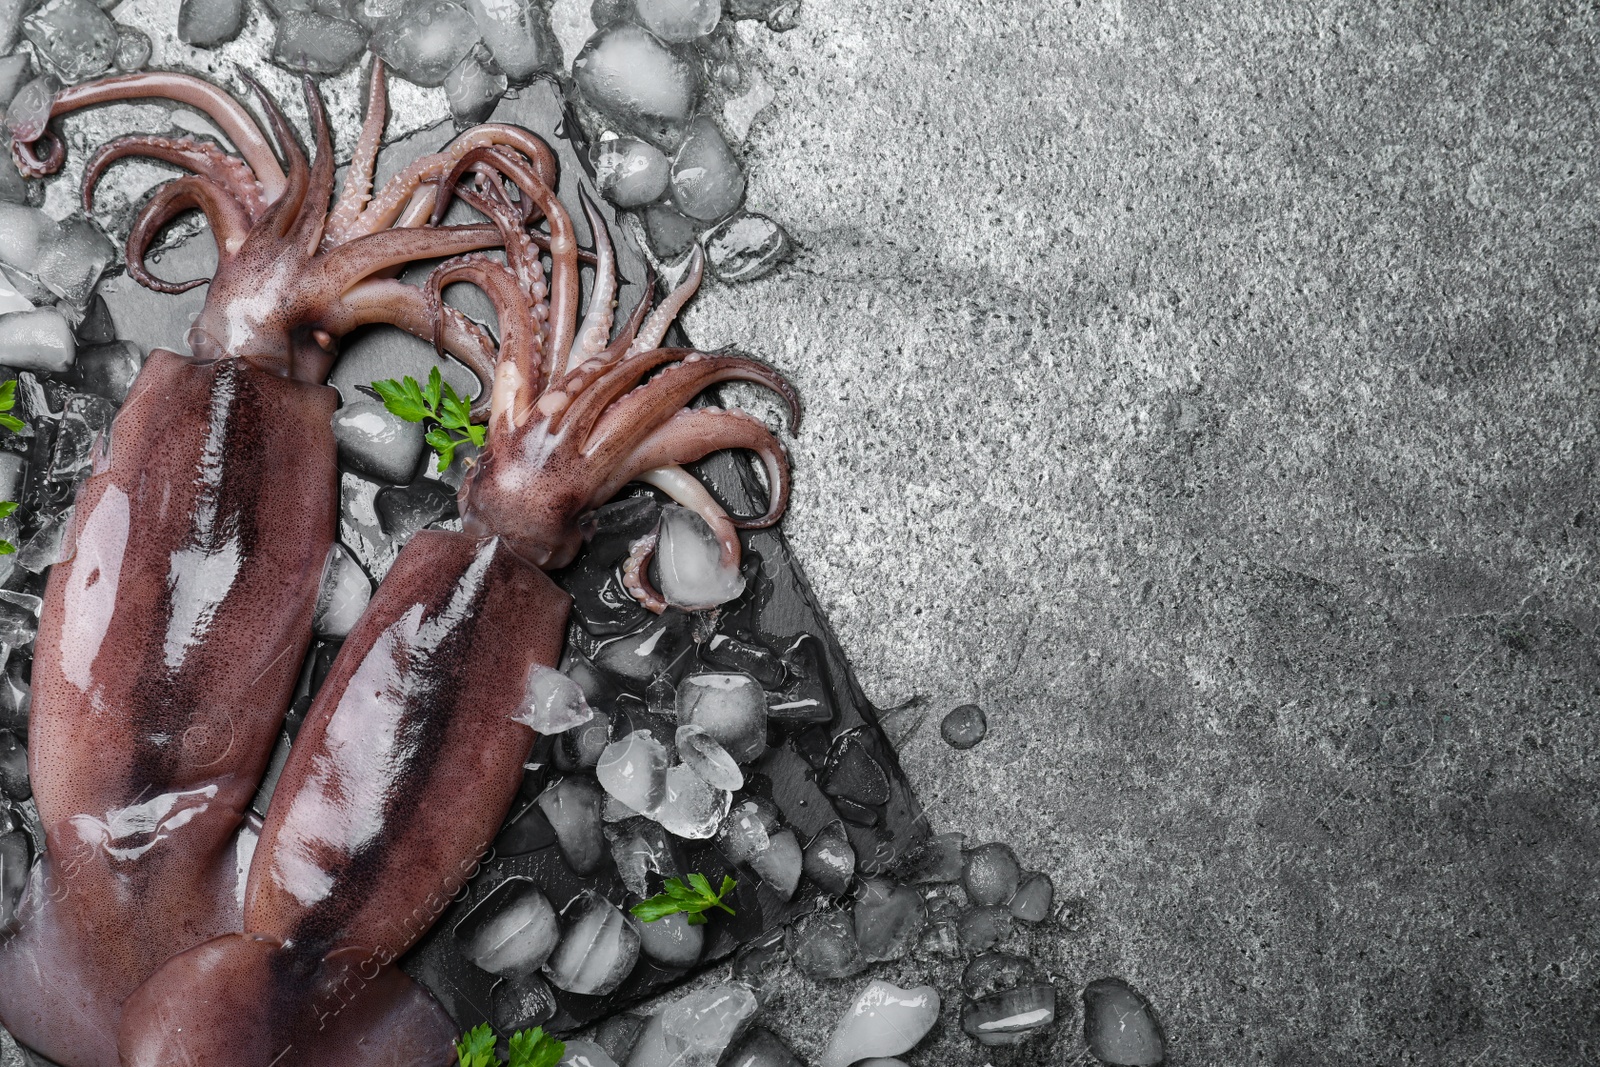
[1,62,569,1067]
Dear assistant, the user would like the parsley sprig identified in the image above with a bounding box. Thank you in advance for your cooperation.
[456,1023,564,1067]
[0,502,16,556]
[371,368,485,472]
[630,873,738,926]
[0,380,22,434]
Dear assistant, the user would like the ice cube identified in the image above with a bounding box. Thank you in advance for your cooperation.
[819,980,939,1067]
[35,217,115,307]
[962,983,1058,1047]
[0,55,29,108]
[676,672,766,763]
[313,543,371,638]
[675,724,742,790]
[891,830,965,884]
[456,877,560,976]
[463,0,560,82]
[591,611,692,689]
[596,730,669,815]
[724,0,798,29]
[715,798,771,866]
[637,202,698,261]
[373,480,456,542]
[22,0,115,82]
[592,136,670,209]
[543,892,641,995]
[669,116,744,224]
[534,775,605,873]
[334,397,427,485]
[655,503,745,609]
[852,878,924,962]
[962,951,1038,998]
[513,664,594,736]
[1082,978,1165,1066]
[705,212,789,283]
[491,970,557,1031]
[371,0,480,87]
[16,504,69,574]
[74,294,114,344]
[0,150,25,206]
[703,632,784,688]
[4,77,54,146]
[622,1013,672,1067]
[660,984,758,1066]
[0,273,30,318]
[721,1028,804,1067]
[113,24,153,71]
[784,909,863,979]
[0,829,28,928]
[71,340,141,402]
[178,0,246,47]
[445,46,508,127]
[0,599,32,649]
[0,729,28,800]
[559,1038,621,1067]
[556,707,612,770]
[632,908,701,967]
[494,799,557,856]
[1009,870,1054,923]
[633,0,718,44]
[956,905,1013,952]
[48,393,113,492]
[962,842,1020,906]
[821,730,889,806]
[940,702,987,749]
[748,826,799,899]
[594,1013,648,1064]
[802,819,854,896]
[272,11,370,74]
[0,309,74,374]
[573,23,700,149]
[649,763,728,839]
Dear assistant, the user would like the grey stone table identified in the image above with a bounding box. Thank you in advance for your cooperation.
[679,2,1599,1063]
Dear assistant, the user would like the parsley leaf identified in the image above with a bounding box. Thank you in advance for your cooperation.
[455,1023,498,1067]
[0,500,18,554]
[0,379,25,434]
[629,873,738,926]
[453,1024,565,1067]
[371,367,483,472]
[506,1026,565,1067]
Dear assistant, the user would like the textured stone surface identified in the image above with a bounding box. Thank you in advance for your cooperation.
[14,0,1596,1063]
[674,2,1600,1064]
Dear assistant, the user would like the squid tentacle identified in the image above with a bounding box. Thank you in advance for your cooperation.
[595,407,792,529]
[579,351,800,450]
[288,77,336,257]
[433,146,578,387]
[323,59,389,249]
[637,463,742,567]
[239,73,309,239]
[353,124,560,237]
[125,176,252,294]
[317,223,506,292]
[569,190,618,373]
[335,278,501,420]
[628,246,704,356]
[426,253,544,429]
[9,71,287,196]
[83,135,265,218]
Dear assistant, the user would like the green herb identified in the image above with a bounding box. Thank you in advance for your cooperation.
[506,1027,565,1067]
[370,367,485,472]
[454,1023,565,1067]
[0,501,17,556]
[455,1023,498,1067]
[0,380,25,434]
[629,873,738,926]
